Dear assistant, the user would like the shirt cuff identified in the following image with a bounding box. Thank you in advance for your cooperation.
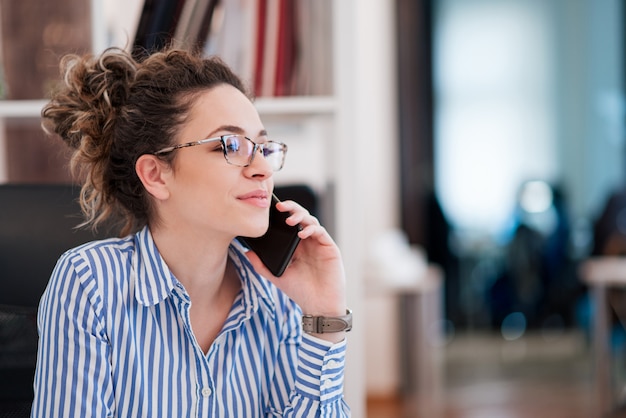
[295,332,347,403]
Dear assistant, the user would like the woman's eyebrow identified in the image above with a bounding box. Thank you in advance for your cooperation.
[205,125,268,138]
[204,125,243,138]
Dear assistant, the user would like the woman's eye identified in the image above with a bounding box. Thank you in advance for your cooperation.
[224,138,242,154]
[262,147,277,157]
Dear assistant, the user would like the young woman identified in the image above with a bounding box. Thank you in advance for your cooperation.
[31,47,350,417]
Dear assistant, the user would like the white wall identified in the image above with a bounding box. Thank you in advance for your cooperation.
[349,0,405,399]
[333,0,400,413]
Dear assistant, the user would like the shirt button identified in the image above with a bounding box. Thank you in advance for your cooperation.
[327,360,339,368]
[201,387,212,397]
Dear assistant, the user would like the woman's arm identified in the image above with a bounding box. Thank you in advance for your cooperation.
[266,304,350,417]
[31,251,113,418]
[244,199,351,416]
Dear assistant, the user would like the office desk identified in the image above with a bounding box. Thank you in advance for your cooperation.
[580,256,626,416]
[365,264,444,414]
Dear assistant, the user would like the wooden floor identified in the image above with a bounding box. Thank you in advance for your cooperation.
[366,330,625,418]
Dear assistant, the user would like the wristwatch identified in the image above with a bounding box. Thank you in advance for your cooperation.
[302,309,353,334]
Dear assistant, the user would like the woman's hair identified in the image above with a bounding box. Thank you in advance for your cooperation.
[42,47,247,236]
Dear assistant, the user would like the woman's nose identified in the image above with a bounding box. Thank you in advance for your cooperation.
[245,145,273,177]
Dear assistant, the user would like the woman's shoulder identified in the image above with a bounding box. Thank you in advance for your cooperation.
[63,234,136,260]
[47,234,139,306]
[53,234,137,284]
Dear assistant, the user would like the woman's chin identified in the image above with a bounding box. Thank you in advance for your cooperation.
[242,225,269,238]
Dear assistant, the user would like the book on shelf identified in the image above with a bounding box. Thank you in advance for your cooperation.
[259,0,279,97]
[295,0,333,96]
[133,0,187,56]
[273,0,296,97]
[203,0,258,91]
[195,0,221,51]
[172,0,219,51]
[253,0,267,96]
[131,0,333,97]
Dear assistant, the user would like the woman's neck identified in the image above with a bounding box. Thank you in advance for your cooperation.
[149,223,234,299]
[149,224,242,353]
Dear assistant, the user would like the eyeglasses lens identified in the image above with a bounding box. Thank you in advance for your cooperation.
[223,135,284,171]
[262,143,285,171]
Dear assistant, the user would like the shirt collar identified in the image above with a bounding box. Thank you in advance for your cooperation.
[229,240,276,318]
[133,226,179,306]
[132,227,276,317]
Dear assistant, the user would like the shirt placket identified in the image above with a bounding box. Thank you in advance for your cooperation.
[172,285,218,417]
[195,349,217,417]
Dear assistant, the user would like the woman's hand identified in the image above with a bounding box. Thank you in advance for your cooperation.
[244,200,347,341]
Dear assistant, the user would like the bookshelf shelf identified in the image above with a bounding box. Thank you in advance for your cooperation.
[0,100,46,119]
[0,97,336,120]
[254,96,335,116]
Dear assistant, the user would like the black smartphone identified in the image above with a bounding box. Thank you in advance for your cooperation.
[238,194,302,277]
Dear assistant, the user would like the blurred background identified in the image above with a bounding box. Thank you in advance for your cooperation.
[0,0,625,417]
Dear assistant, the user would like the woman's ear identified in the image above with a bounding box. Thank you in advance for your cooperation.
[135,154,171,201]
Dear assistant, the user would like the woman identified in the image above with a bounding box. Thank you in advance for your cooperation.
[31,47,350,417]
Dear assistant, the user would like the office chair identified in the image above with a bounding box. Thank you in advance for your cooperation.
[0,183,110,417]
[273,184,320,220]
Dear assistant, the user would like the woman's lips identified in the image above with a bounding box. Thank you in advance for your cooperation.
[237,190,270,208]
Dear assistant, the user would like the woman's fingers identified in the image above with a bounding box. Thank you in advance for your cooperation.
[275,200,336,245]
[275,200,319,227]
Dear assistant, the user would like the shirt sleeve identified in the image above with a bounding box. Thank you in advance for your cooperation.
[266,305,350,417]
[291,334,349,415]
[31,251,114,418]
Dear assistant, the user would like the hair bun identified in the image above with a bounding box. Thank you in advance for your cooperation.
[42,48,138,151]
[95,49,137,108]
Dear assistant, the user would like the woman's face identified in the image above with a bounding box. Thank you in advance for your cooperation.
[161,84,275,241]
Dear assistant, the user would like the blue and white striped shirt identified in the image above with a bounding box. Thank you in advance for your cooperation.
[31,226,349,417]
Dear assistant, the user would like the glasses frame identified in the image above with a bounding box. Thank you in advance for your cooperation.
[153,134,288,171]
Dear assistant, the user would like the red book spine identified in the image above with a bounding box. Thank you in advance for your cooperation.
[253,0,267,97]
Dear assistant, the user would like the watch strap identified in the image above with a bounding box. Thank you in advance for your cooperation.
[302,309,353,334]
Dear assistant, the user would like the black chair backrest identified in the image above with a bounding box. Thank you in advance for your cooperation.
[0,183,111,307]
[0,183,111,416]
[274,184,319,220]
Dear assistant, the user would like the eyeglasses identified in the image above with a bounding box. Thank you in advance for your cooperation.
[154,134,288,172]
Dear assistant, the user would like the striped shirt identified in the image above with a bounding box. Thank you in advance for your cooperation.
[31,226,349,417]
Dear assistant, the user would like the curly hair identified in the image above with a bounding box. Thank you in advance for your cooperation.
[42,47,248,236]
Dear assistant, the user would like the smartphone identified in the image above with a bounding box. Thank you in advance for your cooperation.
[238,194,302,277]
